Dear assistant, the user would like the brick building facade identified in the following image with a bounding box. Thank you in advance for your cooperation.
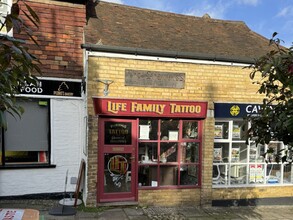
[82,2,293,207]
[0,0,87,199]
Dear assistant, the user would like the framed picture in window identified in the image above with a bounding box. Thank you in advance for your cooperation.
[213,147,222,162]
[232,125,241,139]
[187,165,197,177]
[214,125,223,139]
[231,147,240,162]
[168,131,179,141]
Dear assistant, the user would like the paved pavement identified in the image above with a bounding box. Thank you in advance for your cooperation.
[0,199,293,219]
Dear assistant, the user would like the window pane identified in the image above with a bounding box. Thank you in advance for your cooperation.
[139,143,158,163]
[160,143,178,163]
[5,100,49,151]
[104,153,131,192]
[266,164,281,184]
[138,166,158,187]
[160,165,178,186]
[213,143,229,163]
[231,143,247,163]
[230,164,247,185]
[182,121,198,139]
[213,164,228,185]
[180,165,198,185]
[180,142,199,163]
[139,119,158,140]
[249,143,265,162]
[232,121,247,140]
[5,151,48,163]
[267,142,283,162]
[4,99,49,164]
[214,122,229,139]
[283,164,293,183]
[160,119,179,140]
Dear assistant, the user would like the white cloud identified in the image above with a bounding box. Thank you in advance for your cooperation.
[184,1,231,19]
[236,0,261,6]
[276,6,293,17]
[134,1,173,12]
[102,0,124,4]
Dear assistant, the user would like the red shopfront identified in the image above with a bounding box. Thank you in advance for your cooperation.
[93,98,208,203]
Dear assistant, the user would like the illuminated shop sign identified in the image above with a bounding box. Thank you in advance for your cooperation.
[19,79,82,97]
[214,103,262,118]
[93,98,208,118]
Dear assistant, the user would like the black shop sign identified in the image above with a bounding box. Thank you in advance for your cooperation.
[104,122,132,145]
[19,79,82,97]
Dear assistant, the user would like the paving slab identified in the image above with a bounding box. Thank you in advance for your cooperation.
[97,208,128,220]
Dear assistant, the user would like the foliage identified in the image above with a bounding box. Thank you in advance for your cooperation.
[0,0,40,128]
[248,33,293,163]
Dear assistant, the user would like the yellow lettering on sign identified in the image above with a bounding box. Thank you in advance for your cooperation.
[170,103,201,114]
[107,101,127,114]
[131,102,166,114]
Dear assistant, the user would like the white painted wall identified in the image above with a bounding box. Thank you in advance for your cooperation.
[0,98,86,197]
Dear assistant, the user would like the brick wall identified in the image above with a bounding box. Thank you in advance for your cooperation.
[16,0,86,79]
[139,189,201,206]
[86,56,292,206]
[212,186,293,201]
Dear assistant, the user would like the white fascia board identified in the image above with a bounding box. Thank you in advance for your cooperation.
[88,51,250,67]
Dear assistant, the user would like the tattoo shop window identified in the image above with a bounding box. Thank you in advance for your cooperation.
[138,119,201,188]
[0,99,50,166]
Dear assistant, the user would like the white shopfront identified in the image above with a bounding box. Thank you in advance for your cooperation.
[0,78,87,198]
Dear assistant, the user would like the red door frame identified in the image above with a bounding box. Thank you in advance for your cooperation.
[97,118,138,203]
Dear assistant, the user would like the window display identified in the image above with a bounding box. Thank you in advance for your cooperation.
[213,119,293,187]
[138,119,201,188]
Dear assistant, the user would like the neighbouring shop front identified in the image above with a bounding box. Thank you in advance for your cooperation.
[0,78,86,198]
[212,103,293,206]
[93,98,207,203]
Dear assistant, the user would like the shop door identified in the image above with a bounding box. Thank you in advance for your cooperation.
[98,118,137,203]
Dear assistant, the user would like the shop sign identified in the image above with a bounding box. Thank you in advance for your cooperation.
[125,69,185,89]
[93,98,208,118]
[214,103,262,118]
[19,79,82,97]
[104,121,132,145]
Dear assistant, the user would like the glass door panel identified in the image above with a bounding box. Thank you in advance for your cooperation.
[104,153,132,193]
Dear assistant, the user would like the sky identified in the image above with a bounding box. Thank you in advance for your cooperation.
[102,0,292,48]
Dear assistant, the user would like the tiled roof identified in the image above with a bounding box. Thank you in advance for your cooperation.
[84,1,273,62]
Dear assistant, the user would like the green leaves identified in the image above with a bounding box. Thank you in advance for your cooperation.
[247,33,293,163]
[0,0,40,129]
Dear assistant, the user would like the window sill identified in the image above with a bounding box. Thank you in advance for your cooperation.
[0,164,56,169]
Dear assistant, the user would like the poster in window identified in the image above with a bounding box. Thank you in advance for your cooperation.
[213,147,222,162]
[214,125,223,139]
[168,131,179,141]
[231,147,240,162]
[187,165,197,177]
[232,125,241,139]
[139,125,150,140]
[250,164,264,183]
[104,122,132,145]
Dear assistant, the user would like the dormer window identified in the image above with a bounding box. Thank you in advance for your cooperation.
[0,0,12,36]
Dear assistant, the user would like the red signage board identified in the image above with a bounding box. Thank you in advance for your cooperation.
[93,98,208,118]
